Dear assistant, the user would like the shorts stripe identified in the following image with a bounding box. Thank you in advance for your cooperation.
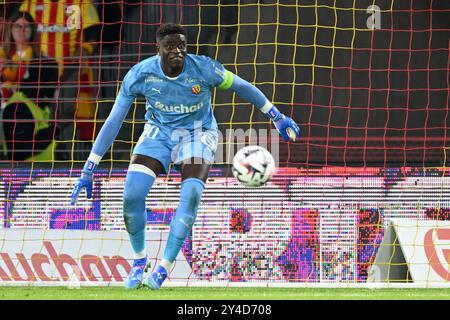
[128,164,157,178]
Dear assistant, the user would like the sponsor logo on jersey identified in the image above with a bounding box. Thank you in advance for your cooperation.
[37,24,72,33]
[145,75,163,83]
[191,85,201,94]
[184,77,199,84]
[154,101,204,113]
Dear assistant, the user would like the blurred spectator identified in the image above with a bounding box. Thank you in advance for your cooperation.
[0,11,59,161]
[0,5,5,42]
[0,5,5,103]
[20,0,101,159]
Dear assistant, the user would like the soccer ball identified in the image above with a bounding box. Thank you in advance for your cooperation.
[232,145,275,187]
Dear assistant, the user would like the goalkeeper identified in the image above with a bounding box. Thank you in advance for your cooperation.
[70,23,299,290]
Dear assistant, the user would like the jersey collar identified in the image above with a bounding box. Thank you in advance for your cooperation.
[157,55,187,80]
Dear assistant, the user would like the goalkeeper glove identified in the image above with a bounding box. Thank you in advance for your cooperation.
[70,159,96,205]
[267,105,300,142]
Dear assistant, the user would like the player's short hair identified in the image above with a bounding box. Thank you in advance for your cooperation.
[156,23,187,42]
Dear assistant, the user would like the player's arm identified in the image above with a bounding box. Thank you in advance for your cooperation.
[218,70,300,142]
[70,72,136,205]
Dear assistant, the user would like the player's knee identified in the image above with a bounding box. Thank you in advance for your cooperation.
[169,178,205,239]
[123,173,150,211]
[183,191,201,213]
[179,178,204,211]
[123,203,146,235]
[123,188,147,234]
[170,211,195,240]
[123,188,146,212]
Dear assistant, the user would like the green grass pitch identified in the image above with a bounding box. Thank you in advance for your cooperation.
[0,287,448,300]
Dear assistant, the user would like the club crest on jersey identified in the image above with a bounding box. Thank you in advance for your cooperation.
[191,85,201,95]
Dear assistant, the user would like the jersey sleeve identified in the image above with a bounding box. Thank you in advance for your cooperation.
[116,67,141,103]
[90,68,139,158]
[200,56,233,89]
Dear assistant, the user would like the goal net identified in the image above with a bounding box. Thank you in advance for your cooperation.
[0,0,449,286]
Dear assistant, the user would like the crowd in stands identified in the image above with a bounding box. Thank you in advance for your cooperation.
[0,1,230,163]
[0,0,102,162]
[0,11,58,160]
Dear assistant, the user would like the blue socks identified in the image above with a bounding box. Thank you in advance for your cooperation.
[123,169,155,255]
[123,170,205,265]
[163,177,205,263]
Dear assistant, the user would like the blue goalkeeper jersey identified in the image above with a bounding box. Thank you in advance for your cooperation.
[117,53,227,131]
[90,52,273,160]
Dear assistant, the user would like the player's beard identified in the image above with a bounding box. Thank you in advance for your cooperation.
[168,56,184,73]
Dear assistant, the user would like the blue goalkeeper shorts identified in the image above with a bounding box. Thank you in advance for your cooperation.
[132,123,219,173]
